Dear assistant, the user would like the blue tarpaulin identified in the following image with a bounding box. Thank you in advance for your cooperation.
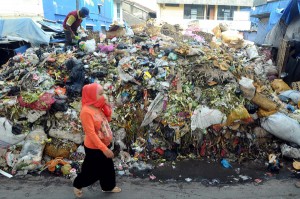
[250,0,290,44]
[281,0,300,25]
[251,0,289,17]
[0,18,50,45]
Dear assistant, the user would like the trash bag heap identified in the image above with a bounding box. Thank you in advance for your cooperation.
[0,21,300,177]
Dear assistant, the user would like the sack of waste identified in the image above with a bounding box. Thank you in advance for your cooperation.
[261,112,300,146]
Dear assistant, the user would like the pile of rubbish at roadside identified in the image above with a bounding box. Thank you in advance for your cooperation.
[0,21,300,179]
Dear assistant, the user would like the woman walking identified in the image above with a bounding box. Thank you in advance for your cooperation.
[73,83,121,197]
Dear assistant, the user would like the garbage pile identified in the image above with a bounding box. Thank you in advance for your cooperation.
[0,21,300,178]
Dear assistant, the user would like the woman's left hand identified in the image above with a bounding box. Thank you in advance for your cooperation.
[103,149,114,158]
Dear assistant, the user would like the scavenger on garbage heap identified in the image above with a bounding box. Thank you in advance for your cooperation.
[73,83,121,197]
[63,7,89,50]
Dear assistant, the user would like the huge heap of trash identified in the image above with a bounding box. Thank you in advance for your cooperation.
[0,21,300,178]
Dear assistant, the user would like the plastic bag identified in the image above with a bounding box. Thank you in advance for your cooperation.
[118,57,135,82]
[212,25,222,38]
[65,59,85,98]
[6,151,17,167]
[19,71,54,91]
[221,30,244,48]
[271,79,291,94]
[191,106,226,131]
[246,45,259,60]
[239,77,256,100]
[14,127,47,171]
[251,93,277,111]
[27,110,46,123]
[44,138,78,158]
[261,112,300,146]
[253,127,270,138]
[280,144,300,159]
[257,108,277,118]
[18,92,55,111]
[226,106,250,126]
[49,128,83,144]
[221,159,232,168]
[129,161,153,171]
[45,157,69,172]
[113,128,127,150]
[125,26,134,37]
[84,39,96,53]
[265,64,278,76]
[0,117,28,148]
[141,92,164,127]
[291,81,300,91]
[98,44,114,53]
[279,90,300,104]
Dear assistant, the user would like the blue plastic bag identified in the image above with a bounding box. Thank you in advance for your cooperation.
[221,159,232,168]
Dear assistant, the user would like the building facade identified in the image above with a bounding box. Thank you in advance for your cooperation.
[250,0,290,45]
[156,0,254,31]
[0,0,115,31]
[122,0,156,26]
[43,0,114,31]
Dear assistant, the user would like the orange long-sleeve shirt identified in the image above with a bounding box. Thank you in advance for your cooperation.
[80,105,112,152]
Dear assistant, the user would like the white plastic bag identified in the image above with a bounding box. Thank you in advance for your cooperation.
[27,110,46,123]
[118,57,135,82]
[49,128,83,144]
[113,128,127,150]
[191,106,226,131]
[239,77,256,100]
[246,45,259,60]
[84,39,96,53]
[141,92,164,127]
[14,127,47,171]
[261,112,300,146]
[0,117,28,148]
[280,144,300,159]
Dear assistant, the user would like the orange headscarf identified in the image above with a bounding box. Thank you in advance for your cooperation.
[81,83,105,107]
[81,83,112,120]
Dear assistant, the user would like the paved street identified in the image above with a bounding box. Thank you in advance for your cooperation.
[0,175,300,199]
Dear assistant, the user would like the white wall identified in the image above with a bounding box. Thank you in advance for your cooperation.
[0,0,44,20]
[113,0,123,23]
[128,0,158,11]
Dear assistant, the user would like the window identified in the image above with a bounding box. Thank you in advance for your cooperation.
[240,6,251,11]
[165,4,179,7]
[86,25,94,31]
[117,3,121,19]
[217,5,237,20]
[184,4,205,20]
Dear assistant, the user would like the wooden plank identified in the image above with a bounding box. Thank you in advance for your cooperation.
[277,39,291,77]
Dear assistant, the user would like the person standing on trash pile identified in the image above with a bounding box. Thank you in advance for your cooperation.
[73,83,121,197]
[63,7,89,50]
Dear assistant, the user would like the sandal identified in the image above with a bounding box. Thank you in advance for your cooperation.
[102,186,122,193]
[73,187,83,198]
[295,181,300,188]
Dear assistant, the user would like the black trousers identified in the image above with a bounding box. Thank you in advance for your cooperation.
[64,30,73,49]
[73,146,116,191]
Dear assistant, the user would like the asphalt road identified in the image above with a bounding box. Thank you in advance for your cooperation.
[0,175,300,199]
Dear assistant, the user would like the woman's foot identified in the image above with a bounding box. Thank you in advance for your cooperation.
[102,186,122,193]
[295,181,300,188]
[73,187,83,197]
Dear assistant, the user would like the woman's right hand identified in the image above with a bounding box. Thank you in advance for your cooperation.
[103,149,114,158]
